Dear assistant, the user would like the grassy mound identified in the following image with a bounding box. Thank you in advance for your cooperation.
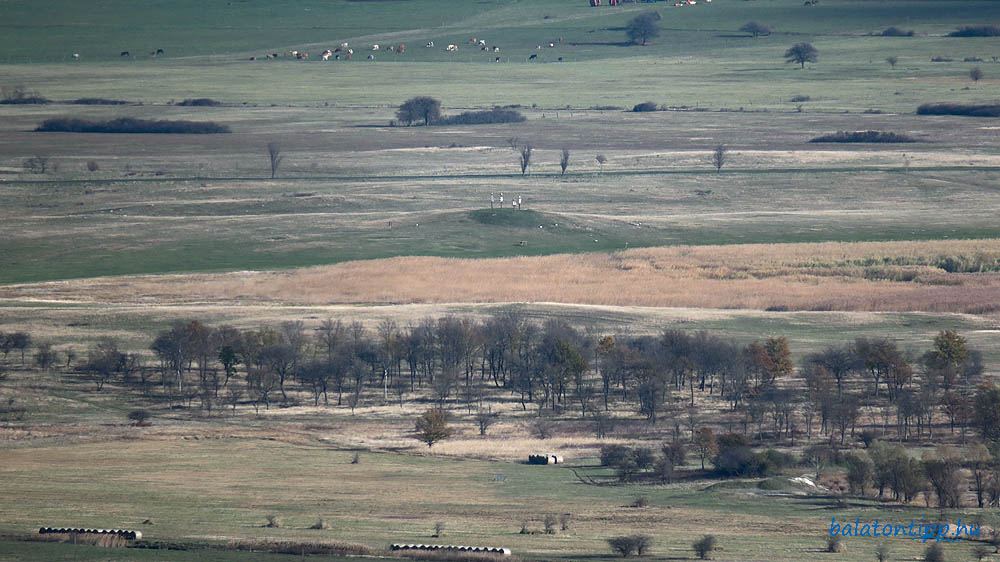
[468,208,549,228]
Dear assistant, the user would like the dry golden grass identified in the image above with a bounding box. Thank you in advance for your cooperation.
[5,239,1000,314]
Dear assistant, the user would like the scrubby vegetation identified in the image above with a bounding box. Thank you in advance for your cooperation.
[881,27,915,37]
[1,85,50,104]
[71,97,132,105]
[435,107,526,126]
[176,97,222,106]
[35,117,231,133]
[809,130,917,143]
[948,25,1000,37]
[631,101,659,112]
[917,103,1000,117]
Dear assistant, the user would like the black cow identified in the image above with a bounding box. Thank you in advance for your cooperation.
[120,51,130,57]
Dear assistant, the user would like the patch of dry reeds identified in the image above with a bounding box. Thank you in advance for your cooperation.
[6,239,999,315]
[226,538,376,556]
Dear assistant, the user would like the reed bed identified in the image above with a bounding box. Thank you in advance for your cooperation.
[5,239,999,314]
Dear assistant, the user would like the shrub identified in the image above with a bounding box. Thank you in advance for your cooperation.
[759,449,796,472]
[633,447,656,470]
[875,542,891,562]
[789,95,811,102]
[435,107,526,126]
[433,521,445,537]
[930,57,955,62]
[127,409,151,426]
[265,515,281,528]
[309,517,329,530]
[715,446,766,477]
[1,85,50,104]
[543,514,557,534]
[826,535,846,553]
[86,160,99,172]
[632,496,649,508]
[949,25,1000,37]
[71,98,131,105]
[177,98,222,106]
[36,117,231,134]
[809,130,917,143]
[692,535,717,559]
[917,103,1000,117]
[600,444,631,467]
[924,542,945,562]
[559,513,571,531]
[964,57,984,62]
[881,27,915,37]
[607,535,652,557]
[631,101,659,112]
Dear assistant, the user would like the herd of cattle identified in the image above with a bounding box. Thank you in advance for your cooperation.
[244,35,568,63]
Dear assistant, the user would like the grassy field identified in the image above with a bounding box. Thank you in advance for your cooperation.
[0,437,997,562]
[3,1,1000,560]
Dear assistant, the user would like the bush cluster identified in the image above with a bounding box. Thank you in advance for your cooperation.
[631,101,660,112]
[881,27,915,37]
[949,25,1000,37]
[606,535,652,557]
[435,107,526,126]
[809,130,917,143]
[917,103,1000,117]
[35,117,231,134]
[71,98,132,105]
[177,98,222,106]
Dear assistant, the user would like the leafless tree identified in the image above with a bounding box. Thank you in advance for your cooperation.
[519,143,533,175]
[970,66,984,83]
[712,145,727,173]
[23,155,49,174]
[560,148,570,175]
[596,154,607,172]
[267,142,283,178]
[886,56,898,69]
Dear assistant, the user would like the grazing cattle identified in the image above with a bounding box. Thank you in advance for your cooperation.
[536,45,542,49]
[334,47,342,52]
[345,55,351,59]
[481,45,488,51]
[72,53,79,59]
[446,44,459,51]
[478,40,486,46]
[372,44,379,50]
[340,42,349,47]
[289,50,298,57]
[557,57,563,61]
[321,49,332,60]
[266,54,274,59]
[249,56,256,60]
[156,48,164,55]
[495,56,501,62]
[272,53,278,58]
[397,45,405,53]
[347,48,354,54]
[549,42,555,47]
[367,54,375,60]
[120,51,130,57]
[335,54,340,60]
[528,54,537,60]
[493,46,499,52]
[426,41,434,47]
[296,52,309,59]
[469,37,477,44]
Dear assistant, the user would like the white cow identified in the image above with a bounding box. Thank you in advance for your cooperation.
[446,44,459,51]
[372,44,379,51]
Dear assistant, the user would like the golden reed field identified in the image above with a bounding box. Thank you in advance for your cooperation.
[4,239,1000,315]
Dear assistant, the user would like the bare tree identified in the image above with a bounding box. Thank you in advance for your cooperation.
[267,142,283,179]
[23,156,49,174]
[596,154,607,173]
[970,66,984,83]
[560,148,570,175]
[712,145,727,173]
[519,143,533,175]
[886,56,898,69]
